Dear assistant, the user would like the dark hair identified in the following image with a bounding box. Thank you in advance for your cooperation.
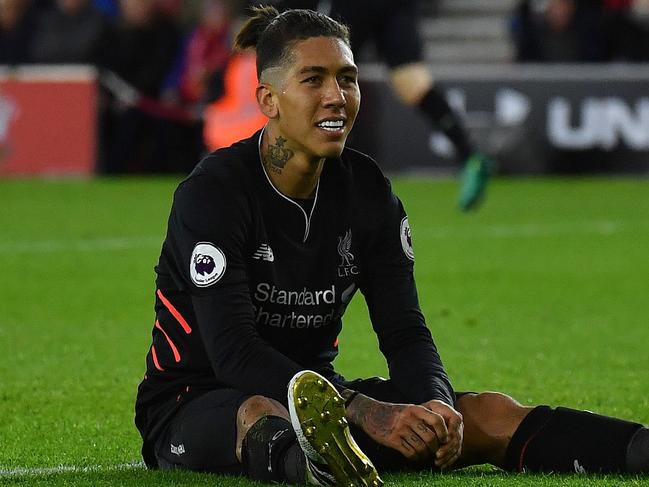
[234,5,351,79]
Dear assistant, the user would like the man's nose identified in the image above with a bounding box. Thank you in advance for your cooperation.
[322,79,346,107]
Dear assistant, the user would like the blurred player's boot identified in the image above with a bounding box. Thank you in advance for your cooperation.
[458,153,494,211]
[288,370,383,487]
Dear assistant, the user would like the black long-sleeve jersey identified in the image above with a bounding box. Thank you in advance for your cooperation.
[135,130,454,454]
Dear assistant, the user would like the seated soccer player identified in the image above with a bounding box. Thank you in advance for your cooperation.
[135,7,649,485]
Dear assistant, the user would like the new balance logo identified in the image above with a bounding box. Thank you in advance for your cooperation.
[170,443,185,456]
[253,243,274,262]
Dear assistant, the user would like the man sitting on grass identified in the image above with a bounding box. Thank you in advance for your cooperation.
[135,6,649,485]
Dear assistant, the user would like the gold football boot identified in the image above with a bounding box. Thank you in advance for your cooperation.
[288,370,383,487]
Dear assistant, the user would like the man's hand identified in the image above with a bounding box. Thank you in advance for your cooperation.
[344,393,449,463]
[421,399,464,469]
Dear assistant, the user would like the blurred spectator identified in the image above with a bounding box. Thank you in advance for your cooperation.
[92,0,118,20]
[0,0,36,64]
[511,0,607,62]
[98,0,180,97]
[173,0,231,105]
[30,0,107,63]
[603,0,649,60]
[97,0,183,173]
[512,0,649,62]
[202,51,266,151]
[146,0,236,173]
[604,0,632,9]
[157,0,266,153]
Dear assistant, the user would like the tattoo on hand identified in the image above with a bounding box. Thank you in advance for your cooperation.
[264,136,293,174]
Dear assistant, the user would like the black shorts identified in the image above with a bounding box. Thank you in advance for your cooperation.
[152,377,460,474]
[153,388,250,474]
[276,0,424,67]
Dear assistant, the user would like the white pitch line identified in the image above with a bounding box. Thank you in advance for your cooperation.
[0,236,161,254]
[0,461,145,478]
[0,220,635,255]
[418,220,625,239]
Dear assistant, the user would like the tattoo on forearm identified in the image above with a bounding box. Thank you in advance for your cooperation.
[264,136,293,174]
[347,394,400,440]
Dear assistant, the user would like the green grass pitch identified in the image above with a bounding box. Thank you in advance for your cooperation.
[1,176,648,486]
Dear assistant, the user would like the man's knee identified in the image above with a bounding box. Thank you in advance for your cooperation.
[238,395,289,426]
[456,392,532,464]
[389,63,433,105]
[235,396,300,483]
[459,392,531,429]
[236,395,290,462]
[461,391,526,416]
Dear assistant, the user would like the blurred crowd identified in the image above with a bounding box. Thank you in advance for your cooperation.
[511,0,649,62]
[0,0,250,173]
[2,0,648,174]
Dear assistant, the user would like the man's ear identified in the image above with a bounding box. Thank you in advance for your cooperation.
[256,84,279,119]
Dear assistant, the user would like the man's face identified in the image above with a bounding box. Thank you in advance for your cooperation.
[269,36,360,160]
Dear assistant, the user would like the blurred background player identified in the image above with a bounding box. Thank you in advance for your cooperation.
[263,0,494,211]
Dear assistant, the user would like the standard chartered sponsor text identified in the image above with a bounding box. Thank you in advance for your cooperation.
[254,283,336,328]
[254,283,335,305]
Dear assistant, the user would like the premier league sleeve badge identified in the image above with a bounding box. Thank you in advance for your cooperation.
[190,242,227,287]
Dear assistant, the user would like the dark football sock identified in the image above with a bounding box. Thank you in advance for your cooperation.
[241,415,306,483]
[504,406,643,474]
[626,427,649,473]
[417,86,474,161]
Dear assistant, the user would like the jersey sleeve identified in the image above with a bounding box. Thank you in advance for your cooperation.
[359,178,455,406]
[166,171,302,404]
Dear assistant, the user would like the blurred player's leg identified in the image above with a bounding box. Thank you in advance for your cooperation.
[457,152,494,211]
[391,64,493,211]
[366,0,493,211]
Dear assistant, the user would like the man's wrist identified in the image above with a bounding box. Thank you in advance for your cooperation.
[343,390,359,407]
[340,388,360,407]
[340,388,367,426]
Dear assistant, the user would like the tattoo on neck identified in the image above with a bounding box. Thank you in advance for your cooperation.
[264,136,293,174]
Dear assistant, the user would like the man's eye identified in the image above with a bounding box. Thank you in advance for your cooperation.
[303,76,320,84]
[340,75,357,84]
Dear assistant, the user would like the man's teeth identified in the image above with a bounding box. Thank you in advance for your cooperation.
[317,120,344,131]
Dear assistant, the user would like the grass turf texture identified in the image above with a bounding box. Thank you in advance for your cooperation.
[1,176,648,486]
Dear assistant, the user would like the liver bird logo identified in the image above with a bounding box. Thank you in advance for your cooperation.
[337,229,354,267]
